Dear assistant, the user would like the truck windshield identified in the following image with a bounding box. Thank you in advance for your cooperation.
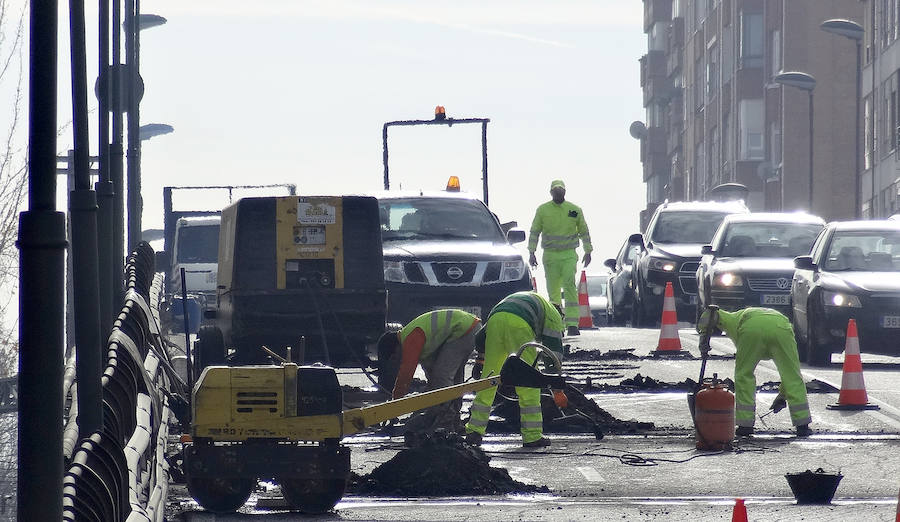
[380,197,504,241]
[651,211,730,244]
[177,225,220,263]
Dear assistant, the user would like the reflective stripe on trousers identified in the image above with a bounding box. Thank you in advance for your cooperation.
[465,312,543,443]
[542,249,578,327]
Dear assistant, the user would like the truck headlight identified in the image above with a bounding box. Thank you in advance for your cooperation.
[384,261,407,283]
[715,272,743,287]
[499,260,526,282]
[823,290,861,307]
[648,257,676,272]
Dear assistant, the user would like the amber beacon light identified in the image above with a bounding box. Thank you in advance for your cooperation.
[434,105,446,120]
[446,176,461,192]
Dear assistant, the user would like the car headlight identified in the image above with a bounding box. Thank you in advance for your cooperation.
[648,257,677,272]
[714,272,743,287]
[499,259,526,282]
[823,290,861,308]
[384,261,407,283]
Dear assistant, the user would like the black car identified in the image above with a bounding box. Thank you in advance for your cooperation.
[378,192,533,324]
[630,200,749,326]
[791,220,900,366]
[604,236,642,326]
[696,212,824,320]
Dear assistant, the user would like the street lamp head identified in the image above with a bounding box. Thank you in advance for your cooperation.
[132,14,167,31]
[820,19,864,41]
[773,71,816,91]
[139,123,174,141]
[629,121,647,139]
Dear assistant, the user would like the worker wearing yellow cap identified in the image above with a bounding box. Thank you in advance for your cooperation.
[528,180,592,336]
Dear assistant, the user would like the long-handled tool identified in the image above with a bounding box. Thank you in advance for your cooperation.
[688,307,718,432]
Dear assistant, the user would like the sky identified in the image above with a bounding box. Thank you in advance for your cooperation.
[10,0,648,266]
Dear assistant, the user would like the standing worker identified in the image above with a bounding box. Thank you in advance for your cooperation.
[697,305,812,437]
[379,309,481,436]
[465,291,565,448]
[528,179,592,336]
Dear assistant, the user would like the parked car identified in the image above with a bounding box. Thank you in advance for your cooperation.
[585,272,610,326]
[630,200,749,326]
[696,212,825,320]
[791,220,900,366]
[604,237,642,326]
[378,191,532,324]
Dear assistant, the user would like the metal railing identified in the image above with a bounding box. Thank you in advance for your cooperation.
[62,242,185,521]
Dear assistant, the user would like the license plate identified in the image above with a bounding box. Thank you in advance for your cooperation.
[434,306,482,318]
[883,316,900,328]
[761,294,790,305]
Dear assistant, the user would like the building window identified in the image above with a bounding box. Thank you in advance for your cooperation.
[708,126,720,187]
[695,56,705,110]
[696,0,707,26]
[696,141,707,197]
[770,121,782,168]
[865,95,873,170]
[707,43,719,101]
[722,25,733,83]
[723,111,733,171]
[770,29,781,79]
[739,99,764,160]
[739,12,763,68]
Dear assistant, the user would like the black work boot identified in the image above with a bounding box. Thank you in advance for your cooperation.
[735,426,754,437]
[566,326,580,336]
[795,424,812,437]
[464,431,482,446]
[523,437,551,448]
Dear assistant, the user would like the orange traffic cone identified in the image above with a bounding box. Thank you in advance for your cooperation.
[577,271,594,329]
[731,498,748,522]
[650,281,686,355]
[827,319,879,411]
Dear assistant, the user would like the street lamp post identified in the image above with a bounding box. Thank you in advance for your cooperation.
[774,71,817,213]
[821,19,864,219]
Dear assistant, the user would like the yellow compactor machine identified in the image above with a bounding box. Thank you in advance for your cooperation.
[183,349,567,513]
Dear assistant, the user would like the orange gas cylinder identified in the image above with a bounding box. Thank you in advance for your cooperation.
[694,377,735,450]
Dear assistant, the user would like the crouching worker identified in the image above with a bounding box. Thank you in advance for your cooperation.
[697,305,812,437]
[379,309,481,436]
[465,291,565,448]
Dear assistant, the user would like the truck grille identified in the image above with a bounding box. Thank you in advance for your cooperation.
[747,277,792,292]
[432,262,477,284]
[404,263,427,283]
[679,276,698,295]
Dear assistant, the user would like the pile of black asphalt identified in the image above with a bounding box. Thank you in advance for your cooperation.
[566,348,735,361]
[347,431,549,496]
[489,385,655,435]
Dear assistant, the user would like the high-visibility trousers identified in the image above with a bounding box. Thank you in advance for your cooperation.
[734,323,812,427]
[543,249,578,327]
[465,312,543,443]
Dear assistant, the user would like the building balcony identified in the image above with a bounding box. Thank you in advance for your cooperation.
[644,0,673,32]
[642,151,670,182]
[667,128,683,156]
[640,51,667,87]
[643,76,671,106]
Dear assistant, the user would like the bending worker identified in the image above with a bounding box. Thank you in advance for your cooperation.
[465,291,565,448]
[379,309,480,435]
[528,179,592,336]
[698,305,812,437]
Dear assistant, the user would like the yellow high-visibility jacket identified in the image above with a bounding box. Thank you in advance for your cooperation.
[528,200,592,253]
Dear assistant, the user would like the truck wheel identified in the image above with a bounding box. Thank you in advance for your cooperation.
[806,307,833,367]
[280,478,346,513]
[195,325,225,377]
[187,473,254,514]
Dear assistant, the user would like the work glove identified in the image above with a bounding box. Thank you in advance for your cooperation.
[770,394,787,413]
[552,389,569,409]
[471,357,484,379]
[582,252,592,268]
[528,252,538,268]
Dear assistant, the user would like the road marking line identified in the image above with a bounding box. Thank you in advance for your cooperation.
[577,466,604,482]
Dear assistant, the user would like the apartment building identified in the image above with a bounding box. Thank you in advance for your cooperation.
[863,0,900,217]
[639,0,861,224]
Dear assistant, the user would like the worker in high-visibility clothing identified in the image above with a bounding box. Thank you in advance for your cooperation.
[378,309,481,436]
[697,305,812,437]
[464,291,565,448]
[528,179,592,336]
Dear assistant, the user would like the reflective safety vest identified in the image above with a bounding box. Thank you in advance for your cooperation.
[528,200,592,253]
[488,291,564,353]
[399,309,479,361]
